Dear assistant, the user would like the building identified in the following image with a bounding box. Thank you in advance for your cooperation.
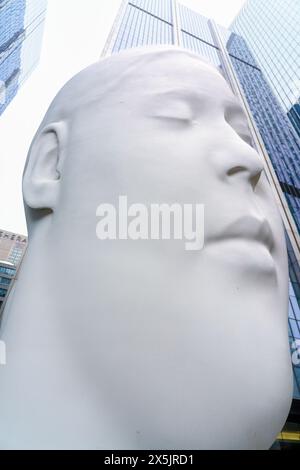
[0,260,16,312]
[231,0,300,152]
[0,229,27,265]
[102,0,300,446]
[0,229,27,315]
[0,0,48,117]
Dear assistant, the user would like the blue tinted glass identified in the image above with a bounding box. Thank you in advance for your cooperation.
[294,366,300,399]
[178,4,214,45]
[231,0,300,137]
[0,288,8,297]
[130,0,173,24]
[0,266,16,276]
[112,3,173,53]
[0,0,47,116]
[181,32,221,67]
[290,319,300,339]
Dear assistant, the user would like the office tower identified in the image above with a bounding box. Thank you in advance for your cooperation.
[231,0,300,143]
[102,0,300,445]
[0,0,48,116]
[0,229,27,314]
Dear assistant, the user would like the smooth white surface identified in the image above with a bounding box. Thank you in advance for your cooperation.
[0,47,293,450]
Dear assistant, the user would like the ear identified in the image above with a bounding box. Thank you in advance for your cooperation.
[23,122,67,211]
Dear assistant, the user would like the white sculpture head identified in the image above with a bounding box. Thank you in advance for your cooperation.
[0,47,293,450]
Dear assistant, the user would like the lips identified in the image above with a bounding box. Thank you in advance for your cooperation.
[221,216,275,253]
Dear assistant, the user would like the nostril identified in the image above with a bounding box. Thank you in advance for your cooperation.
[250,170,263,190]
[227,165,247,177]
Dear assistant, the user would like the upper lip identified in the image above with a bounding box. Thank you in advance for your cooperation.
[222,216,275,252]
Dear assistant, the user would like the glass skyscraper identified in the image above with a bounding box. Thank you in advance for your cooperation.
[231,0,300,145]
[0,0,47,117]
[102,0,300,445]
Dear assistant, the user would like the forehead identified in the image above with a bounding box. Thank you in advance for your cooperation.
[115,53,235,104]
[58,51,240,124]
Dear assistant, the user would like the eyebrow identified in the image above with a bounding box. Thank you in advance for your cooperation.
[149,86,241,109]
[149,88,207,103]
[144,86,246,122]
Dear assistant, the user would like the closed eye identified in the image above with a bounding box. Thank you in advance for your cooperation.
[147,92,196,124]
[151,102,194,123]
[152,115,192,125]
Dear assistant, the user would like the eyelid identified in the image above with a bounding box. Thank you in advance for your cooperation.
[150,99,194,122]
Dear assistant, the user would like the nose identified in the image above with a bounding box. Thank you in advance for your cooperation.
[225,139,264,191]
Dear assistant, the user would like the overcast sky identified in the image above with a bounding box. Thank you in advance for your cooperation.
[0,0,246,235]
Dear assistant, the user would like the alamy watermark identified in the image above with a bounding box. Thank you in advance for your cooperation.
[96,196,204,251]
[0,340,6,366]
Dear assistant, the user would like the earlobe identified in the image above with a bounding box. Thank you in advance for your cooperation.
[23,121,67,211]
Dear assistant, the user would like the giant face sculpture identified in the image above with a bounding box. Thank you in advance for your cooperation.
[0,47,293,450]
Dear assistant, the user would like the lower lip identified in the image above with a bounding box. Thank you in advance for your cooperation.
[231,236,273,253]
[206,238,276,273]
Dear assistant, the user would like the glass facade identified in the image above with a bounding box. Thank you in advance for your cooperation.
[231,0,300,143]
[111,0,174,53]
[0,0,47,116]
[102,0,300,416]
[0,265,16,276]
[288,100,300,139]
